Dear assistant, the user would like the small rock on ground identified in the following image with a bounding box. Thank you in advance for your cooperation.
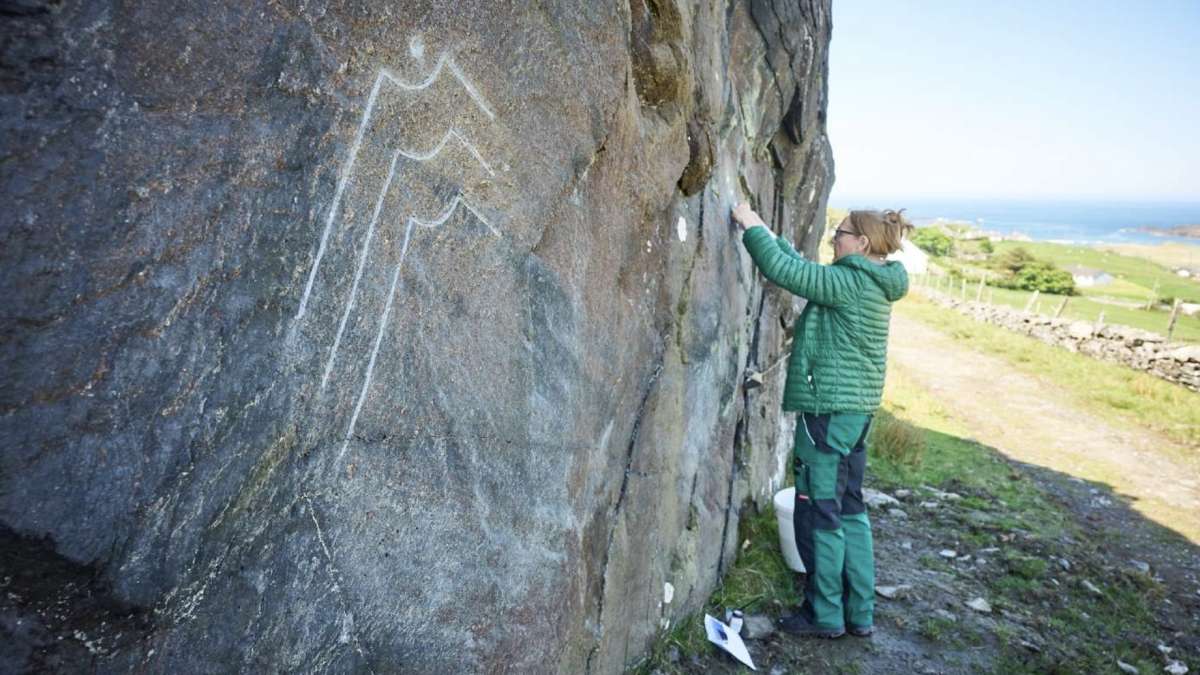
[875,584,912,599]
[966,597,992,613]
[863,488,901,508]
[934,609,958,622]
[1116,660,1139,674]
[1164,661,1188,675]
[742,614,775,640]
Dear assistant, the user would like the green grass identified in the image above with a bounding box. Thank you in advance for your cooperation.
[991,565,1168,674]
[989,240,1200,303]
[871,367,1070,535]
[896,294,1200,451]
[1002,552,1048,580]
[920,616,958,643]
[868,409,926,466]
[877,364,1178,675]
[928,277,1200,344]
[924,237,1200,342]
[632,505,801,674]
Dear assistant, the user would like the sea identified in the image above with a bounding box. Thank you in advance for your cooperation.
[828,198,1200,246]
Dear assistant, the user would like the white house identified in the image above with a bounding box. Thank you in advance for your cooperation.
[889,238,929,275]
[1067,265,1113,287]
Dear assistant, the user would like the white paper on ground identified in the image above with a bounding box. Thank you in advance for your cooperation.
[704,614,756,670]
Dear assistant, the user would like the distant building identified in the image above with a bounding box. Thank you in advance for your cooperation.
[889,239,929,274]
[1067,265,1113,287]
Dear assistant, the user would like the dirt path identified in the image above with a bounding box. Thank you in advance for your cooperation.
[888,310,1200,544]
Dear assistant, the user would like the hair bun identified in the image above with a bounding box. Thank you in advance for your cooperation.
[882,209,914,236]
[847,208,913,256]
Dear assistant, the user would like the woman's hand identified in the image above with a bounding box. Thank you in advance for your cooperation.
[732,203,767,232]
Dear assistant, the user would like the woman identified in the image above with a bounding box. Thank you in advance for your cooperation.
[732,203,911,639]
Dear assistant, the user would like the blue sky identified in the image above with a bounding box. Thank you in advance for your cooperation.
[827,1,1200,203]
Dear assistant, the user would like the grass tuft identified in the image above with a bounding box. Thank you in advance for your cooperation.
[631,505,801,674]
[869,409,927,466]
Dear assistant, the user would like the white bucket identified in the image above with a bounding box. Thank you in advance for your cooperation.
[773,487,806,573]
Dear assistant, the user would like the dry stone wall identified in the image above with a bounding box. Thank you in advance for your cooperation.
[925,292,1200,391]
[1,1,833,672]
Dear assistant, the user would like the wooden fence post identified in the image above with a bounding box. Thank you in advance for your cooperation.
[1167,299,1183,341]
[975,277,985,302]
[1023,289,1040,313]
[960,277,967,300]
[1054,296,1069,318]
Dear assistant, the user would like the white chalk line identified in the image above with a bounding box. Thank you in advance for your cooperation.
[399,128,495,176]
[293,72,386,327]
[319,150,403,393]
[318,135,495,393]
[411,194,500,237]
[336,194,501,461]
[294,52,496,327]
[338,220,416,463]
[380,51,496,120]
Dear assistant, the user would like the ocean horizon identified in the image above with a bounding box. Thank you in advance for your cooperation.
[828,197,1200,246]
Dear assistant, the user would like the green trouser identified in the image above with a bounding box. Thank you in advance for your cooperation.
[793,411,875,630]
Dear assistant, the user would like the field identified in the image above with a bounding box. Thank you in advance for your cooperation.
[933,239,1200,343]
[1098,242,1200,271]
[987,240,1200,303]
[923,274,1200,344]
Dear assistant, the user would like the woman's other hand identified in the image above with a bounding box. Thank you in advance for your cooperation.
[732,203,767,232]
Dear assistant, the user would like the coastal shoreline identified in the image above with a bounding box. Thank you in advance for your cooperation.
[1137,224,1200,239]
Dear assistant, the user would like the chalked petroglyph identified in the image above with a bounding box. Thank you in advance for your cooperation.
[292,48,502,457]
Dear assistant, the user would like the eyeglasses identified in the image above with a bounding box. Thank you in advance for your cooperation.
[833,228,859,239]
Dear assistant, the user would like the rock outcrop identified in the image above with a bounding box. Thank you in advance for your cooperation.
[0,1,832,671]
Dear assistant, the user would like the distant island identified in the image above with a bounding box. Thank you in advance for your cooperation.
[1137,224,1200,239]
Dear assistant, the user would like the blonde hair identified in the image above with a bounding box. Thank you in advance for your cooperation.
[848,209,914,256]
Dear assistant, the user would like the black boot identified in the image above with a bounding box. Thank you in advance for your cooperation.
[778,613,845,639]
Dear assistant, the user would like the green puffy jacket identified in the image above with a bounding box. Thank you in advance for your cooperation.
[742,226,909,413]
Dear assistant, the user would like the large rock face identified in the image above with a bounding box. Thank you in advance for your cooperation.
[0,1,832,671]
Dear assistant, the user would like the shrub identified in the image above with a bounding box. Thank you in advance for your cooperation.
[911,227,954,257]
[988,247,1077,295]
[980,239,994,254]
[870,410,926,466]
[992,246,1038,274]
